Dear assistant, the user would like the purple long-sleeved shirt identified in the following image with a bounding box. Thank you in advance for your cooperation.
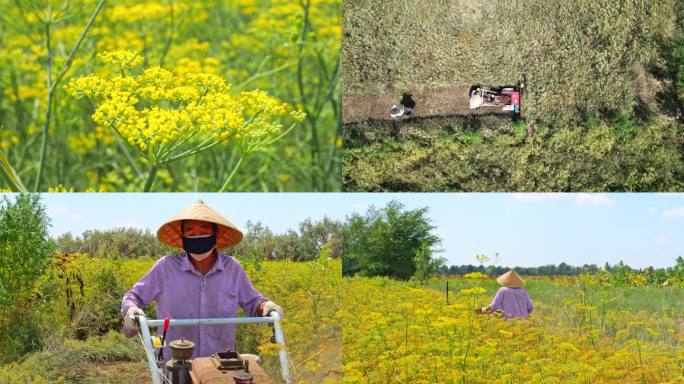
[488,287,533,319]
[121,252,268,359]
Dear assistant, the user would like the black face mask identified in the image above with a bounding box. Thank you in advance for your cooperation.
[182,235,216,255]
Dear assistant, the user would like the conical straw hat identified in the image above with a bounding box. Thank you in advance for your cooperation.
[157,199,243,249]
[496,270,525,287]
[469,94,483,109]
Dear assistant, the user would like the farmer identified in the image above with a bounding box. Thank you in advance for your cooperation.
[120,199,283,359]
[481,270,533,320]
[469,92,483,109]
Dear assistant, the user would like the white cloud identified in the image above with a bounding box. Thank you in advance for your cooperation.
[574,193,615,205]
[663,207,684,218]
[47,206,69,215]
[511,193,569,202]
[656,193,684,199]
[656,234,670,242]
[512,193,615,205]
[47,206,87,220]
[648,207,657,214]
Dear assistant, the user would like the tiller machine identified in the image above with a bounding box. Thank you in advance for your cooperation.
[135,313,291,384]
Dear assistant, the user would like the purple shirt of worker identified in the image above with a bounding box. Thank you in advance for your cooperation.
[488,287,533,319]
[121,252,268,360]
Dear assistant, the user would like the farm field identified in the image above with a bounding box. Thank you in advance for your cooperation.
[0,0,341,192]
[0,255,343,384]
[341,274,684,383]
[342,0,684,191]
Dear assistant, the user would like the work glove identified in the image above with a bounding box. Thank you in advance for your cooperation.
[262,301,284,320]
[124,306,146,332]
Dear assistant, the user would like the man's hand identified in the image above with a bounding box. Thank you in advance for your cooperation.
[261,301,283,319]
[124,307,145,331]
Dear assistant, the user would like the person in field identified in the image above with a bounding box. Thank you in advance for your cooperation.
[120,199,282,360]
[481,270,533,320]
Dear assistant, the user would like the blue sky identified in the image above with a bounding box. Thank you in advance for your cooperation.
[2,193,683,268]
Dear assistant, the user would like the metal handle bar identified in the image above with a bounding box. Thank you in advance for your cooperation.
[137,313,291,384]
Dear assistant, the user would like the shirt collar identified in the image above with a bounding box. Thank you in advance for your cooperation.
[180,250,225,274]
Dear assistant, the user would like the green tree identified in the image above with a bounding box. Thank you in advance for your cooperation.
[0,193,56,362]
[297,217,343,260]
[0,194,55,307]
[342,200,441,280]
[413,240,446,283]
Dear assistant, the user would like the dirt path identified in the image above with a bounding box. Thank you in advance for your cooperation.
[342,87,508,124]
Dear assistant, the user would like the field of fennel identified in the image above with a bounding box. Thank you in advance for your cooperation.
[0,0,341,191]
[0,253,343,384]
[342,273,684,383]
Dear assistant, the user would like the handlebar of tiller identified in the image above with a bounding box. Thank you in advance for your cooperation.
[134,312,290,384]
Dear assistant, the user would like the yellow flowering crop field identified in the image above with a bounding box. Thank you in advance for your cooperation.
[342,274,684,383]
[244,254,343,383]
[0,0,341,192]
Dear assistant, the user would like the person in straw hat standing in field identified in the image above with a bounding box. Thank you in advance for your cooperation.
[480,270,533,320]
[120,199,283,359]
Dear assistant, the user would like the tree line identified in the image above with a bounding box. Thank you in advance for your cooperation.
[48,199,684,283]
[54,200,443,281]
[55,218,343,262]
[439,259,684,277]
[439,263,603,276]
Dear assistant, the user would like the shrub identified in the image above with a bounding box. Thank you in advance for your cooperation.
[0,193,55,362]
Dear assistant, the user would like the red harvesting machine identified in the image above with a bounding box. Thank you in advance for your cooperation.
[468,80,525,115]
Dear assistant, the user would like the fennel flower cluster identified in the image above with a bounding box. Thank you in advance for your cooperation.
[65,50,305,154]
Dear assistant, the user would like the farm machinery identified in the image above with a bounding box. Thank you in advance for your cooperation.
[385,79,526,120]
[468,81,525,115]
[135,312,291,384]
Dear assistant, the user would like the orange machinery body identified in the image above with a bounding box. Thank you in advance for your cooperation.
[189,354,274,384]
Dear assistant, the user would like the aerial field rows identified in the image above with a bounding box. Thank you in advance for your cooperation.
[342,0,684,191]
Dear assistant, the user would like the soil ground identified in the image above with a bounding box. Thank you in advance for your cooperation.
[342,86,510,124]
